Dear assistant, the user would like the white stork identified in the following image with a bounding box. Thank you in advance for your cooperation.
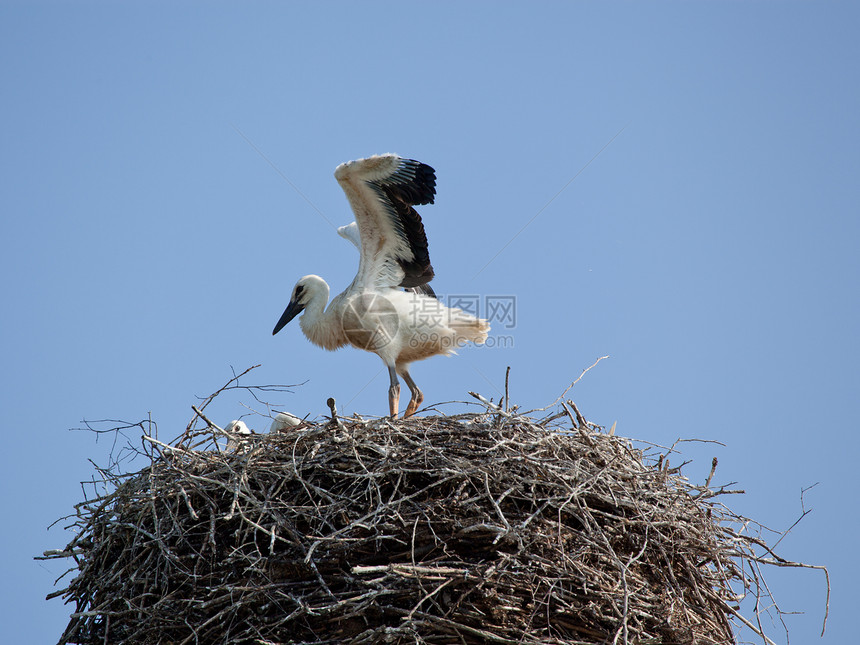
[223,419,252,453]
[269,411,302,432]
[272,154,490,418]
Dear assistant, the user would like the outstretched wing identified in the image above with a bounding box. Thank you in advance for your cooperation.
[334,154,436,291]
[337,219,437,299]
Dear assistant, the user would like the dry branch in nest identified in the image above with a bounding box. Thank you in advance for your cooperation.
[44,386,826,645]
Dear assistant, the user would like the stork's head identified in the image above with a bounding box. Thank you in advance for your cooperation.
[272,275,327,335]
[224,420,252,436]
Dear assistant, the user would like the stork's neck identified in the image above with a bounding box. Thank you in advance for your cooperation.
[298,280,347,351]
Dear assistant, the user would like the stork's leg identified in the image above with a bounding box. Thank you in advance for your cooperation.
[388,366,401,419]
[400,367,424,418]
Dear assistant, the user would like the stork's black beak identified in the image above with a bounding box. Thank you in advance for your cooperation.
[272,299,305,335]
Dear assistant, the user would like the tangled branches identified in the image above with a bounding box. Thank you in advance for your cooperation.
[44,398,826,644]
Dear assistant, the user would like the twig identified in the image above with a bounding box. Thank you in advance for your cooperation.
[326,397,339,424]
[467,391,513,418]
[190,406,223,434]
[567,400,589,428]
[527,355,609,413]
[705,457,718,488]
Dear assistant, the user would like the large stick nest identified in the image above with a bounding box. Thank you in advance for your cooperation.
[46,394,823,645]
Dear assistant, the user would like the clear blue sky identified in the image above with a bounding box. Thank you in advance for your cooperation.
[2,2,857,642]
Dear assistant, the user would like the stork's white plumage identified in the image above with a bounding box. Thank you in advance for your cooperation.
[223,419,252,453]
[273,154,490,418]
[338,218,436,298]
[224,419,252,436]
[269,411,302,433]
[336,221,361,250]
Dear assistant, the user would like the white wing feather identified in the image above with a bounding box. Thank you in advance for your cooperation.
[334,154,435,291]
[337,221,361,250]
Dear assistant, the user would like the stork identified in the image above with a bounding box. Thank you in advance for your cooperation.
[269,411,302,433]
[223,419,252,453]
[272,154,490,418]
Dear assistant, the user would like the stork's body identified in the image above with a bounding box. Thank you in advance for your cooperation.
[273,154,489,418]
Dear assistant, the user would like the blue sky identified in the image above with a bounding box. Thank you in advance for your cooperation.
[2,2,857,642]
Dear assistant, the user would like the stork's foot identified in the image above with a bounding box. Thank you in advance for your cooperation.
[404,391,424,418]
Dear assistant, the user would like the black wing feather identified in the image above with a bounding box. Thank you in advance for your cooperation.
[371,159,437,289]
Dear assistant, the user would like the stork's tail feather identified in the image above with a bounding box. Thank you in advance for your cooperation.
[449,309,491,345]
